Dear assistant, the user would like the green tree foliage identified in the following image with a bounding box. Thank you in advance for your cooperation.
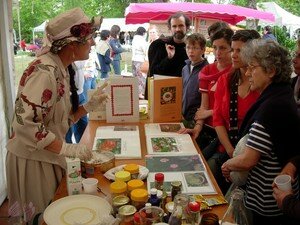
[273,26,297,52]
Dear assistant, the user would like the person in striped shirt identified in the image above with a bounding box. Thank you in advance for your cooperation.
[221,39,300,225]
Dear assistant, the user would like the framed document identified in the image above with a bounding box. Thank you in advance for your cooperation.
[106,77,139,123]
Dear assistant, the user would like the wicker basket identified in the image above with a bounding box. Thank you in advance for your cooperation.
[81,151,115,175]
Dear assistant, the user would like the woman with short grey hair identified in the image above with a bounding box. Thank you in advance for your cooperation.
[222,39,300,225]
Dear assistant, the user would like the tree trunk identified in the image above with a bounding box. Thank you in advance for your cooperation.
[246,0,258,30]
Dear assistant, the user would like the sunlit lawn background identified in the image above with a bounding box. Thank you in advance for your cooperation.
[13,50,133,90]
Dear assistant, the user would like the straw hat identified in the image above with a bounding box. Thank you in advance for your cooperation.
[37,7,103,56]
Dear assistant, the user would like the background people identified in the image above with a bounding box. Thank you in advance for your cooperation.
[96,29,112,79]
[263,25,277,42]
[292,39,300,116]
[131,27,148,99]
[182,33,208,125]
[221,39,300,224]
[109,25,125,75]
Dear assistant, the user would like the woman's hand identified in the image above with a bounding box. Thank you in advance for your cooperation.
[221,161,232,182]
[272,186,293,209]
[83,82,110,112]
[60,142,93,161]
[178,125,201,139]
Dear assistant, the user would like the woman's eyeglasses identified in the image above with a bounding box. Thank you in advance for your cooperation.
[247,64,261,72]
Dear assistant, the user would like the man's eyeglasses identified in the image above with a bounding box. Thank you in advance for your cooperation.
[247,64,261,72]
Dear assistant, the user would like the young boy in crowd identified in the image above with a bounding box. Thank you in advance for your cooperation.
[182,33,208,127]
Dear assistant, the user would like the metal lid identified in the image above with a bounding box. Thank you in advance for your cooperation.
[171,181,182,188]
[118,205,137,216]
[112,195,130,206]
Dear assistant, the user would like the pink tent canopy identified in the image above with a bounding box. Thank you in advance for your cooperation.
[125,3,275,25]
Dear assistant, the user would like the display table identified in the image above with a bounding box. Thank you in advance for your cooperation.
[44,120,228,224]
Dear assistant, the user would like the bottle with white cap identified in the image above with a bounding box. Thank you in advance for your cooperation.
[148,188,160,207]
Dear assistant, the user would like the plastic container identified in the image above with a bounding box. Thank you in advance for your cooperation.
[110,181,128,198]
[127,179,145,195]
[131,188,149,210]
[115,171,131,182]
[124,164,140,179]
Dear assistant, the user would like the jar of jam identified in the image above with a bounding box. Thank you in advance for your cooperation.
[130,188,148,211]
[115,171,131,183]
[170,181,182,201]
[124,164,140,179]
[110,181,127,199]
[112,195,130,215]
[118,205,137,225]
[127,179,145,196]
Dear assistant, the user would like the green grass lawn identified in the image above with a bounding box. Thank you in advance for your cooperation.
[13,51,133,89]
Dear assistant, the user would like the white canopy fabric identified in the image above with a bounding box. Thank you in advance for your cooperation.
[33,21,47,32]
[257,2,300,37]
[100,18,149,32]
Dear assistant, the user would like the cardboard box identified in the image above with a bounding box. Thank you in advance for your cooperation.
[66,157,82,195]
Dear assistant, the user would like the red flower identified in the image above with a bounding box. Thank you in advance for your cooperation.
[70,23,92,38]
[58,83,65,97]
[20,60,41,86]
[41,89,52,103]
[35,131,44,141]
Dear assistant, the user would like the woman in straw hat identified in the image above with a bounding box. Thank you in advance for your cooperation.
[6,8,106,223]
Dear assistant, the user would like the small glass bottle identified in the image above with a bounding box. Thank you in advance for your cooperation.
[171,181,182,201]
[187,201,200,225]
[220,188,249,225]
[154,173,164,191]
[168,194,190,225]
[118,205,137,225]
[148,188,160,207]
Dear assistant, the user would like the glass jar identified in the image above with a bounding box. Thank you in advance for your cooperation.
[110,181,127,199]
[118,205,137,225]
[220,188,249,225]
[187,201,200,225]
[168,194,190,225]
[112,195,130,215]
[148,188,160,207]
[124,164,140,179]
[127,179,145,196]
[171,181,182,201]
[131,188,149,210]
[115,171,131,183]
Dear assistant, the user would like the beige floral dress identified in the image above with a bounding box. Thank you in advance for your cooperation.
[6,52,72,223]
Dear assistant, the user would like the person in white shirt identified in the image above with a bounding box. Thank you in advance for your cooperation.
[131,27,147,99]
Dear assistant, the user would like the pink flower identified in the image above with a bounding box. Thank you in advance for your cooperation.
[170,164,178,169]
[41,89,52,103]
[160,158,169,163]
[58,83,65,97]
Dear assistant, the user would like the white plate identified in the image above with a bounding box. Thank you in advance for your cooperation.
[104,164,149,181]
[44,194,112,225]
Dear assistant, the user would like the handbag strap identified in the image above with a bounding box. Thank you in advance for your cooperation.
[228,73,239,147]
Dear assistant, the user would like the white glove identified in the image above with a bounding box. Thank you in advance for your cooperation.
[83,82,110,113]
[60,142,93,161]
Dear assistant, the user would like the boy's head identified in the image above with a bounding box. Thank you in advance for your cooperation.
[185,33,206,64]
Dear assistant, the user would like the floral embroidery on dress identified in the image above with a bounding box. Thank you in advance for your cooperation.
[35,124,49,141]
[56,79,65,101]
[15,98,25,125]
[41,89,52,104]
[19,60,41,86]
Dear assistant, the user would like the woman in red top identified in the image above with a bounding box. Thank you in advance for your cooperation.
[180,28,233,150]
[210,30,261,193]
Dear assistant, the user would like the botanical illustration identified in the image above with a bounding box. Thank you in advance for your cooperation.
[114,125,137,131]
[160,86,176,105]
[95,138,121,154]
[145,155,205,172]
[184,172,209,187]
[151,137,179,153]
[159,123,182,132]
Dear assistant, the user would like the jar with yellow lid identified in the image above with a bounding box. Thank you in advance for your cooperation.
[124,164,140,179]
[110,181,128,199]
[127,179,145,195]
[130,188,148,210]
[115,171,131,182]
